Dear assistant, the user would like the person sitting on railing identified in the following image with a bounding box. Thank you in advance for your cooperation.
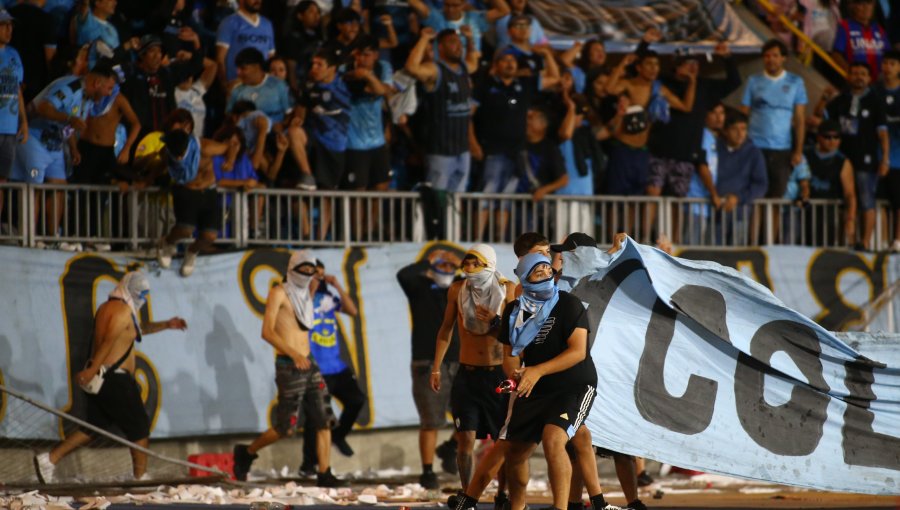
[830,0,890,80]
[800,119,856,246]
[877,50,900,252]
[155,123,237,277]
[779,153,812,244]
[684,102,726,245]
[813,61,889,251]
[211,124,266,240]
[712,109,768,245]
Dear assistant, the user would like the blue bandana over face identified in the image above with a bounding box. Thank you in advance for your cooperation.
[509,253,560,356]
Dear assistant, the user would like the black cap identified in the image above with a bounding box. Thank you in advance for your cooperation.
[138,34,163,54]
[818,119,841,136]
[550,232,598,252]
[333,7,361,24]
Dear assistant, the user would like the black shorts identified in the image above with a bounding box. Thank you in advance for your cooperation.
[344,146,391,189]
[73,140,116,184]
[310,138,346,190]
[450,364,508,439]
[761,149,793,198]
[85,371,151,442]
[885,171,900,211]
[0,134,17,179]
[273,356,335,436]
[172,186,219,232]
[500,384,596,444]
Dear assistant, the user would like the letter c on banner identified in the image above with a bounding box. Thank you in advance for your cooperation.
[735,320,830,455]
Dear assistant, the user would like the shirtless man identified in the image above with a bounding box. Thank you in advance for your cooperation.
[232,250,343,487]
[605,50,696,237]
[33,272,187,483]
[156,117,237,277]
[431,243,516,492]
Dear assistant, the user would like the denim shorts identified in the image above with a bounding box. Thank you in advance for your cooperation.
[855,171,879,212]
[480,153,521,210]
[426,152,471,193]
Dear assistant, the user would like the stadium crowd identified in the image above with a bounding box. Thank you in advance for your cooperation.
[0,0,896,259]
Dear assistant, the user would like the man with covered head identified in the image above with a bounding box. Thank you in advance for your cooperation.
[431,243,516,492]
[33,272,187,484]
[498,253,606,510]
[233,250,343,487]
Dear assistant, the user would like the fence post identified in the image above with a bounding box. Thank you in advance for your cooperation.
[23,184,33,247]
[660,197,671,244]
[342,194,352,248]
[764,202,774,246]
[129,190,139,251]
[237,190,247,249]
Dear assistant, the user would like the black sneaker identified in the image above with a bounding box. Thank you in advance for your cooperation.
[637,470,654,487]
[627,499,648,510]
[494,491,509,510]
[297,173,317,191]
[316,468,348,487]
[232,444,257,481]
[419,470,439,489]
[435,438,458,474]
[298,461,316,478]
[333,435,354,457]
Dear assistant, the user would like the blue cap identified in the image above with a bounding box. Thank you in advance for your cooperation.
[0,10,14,23]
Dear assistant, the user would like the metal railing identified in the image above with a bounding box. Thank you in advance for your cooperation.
[0,183,892,250]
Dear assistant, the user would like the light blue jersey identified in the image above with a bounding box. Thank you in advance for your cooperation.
[347,60,393,150]
[741,72,808,150]
[216,12,276,82]
[686,128,719,217]
[76,12,120,67]
[227,76,292,124]
[0,45,24,135]
[423,10,487,53]
[29,75,89,151]
[236,110,271,153]
[556,138,592,195]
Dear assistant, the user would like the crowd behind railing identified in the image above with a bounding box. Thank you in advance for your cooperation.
[0,0,896,269]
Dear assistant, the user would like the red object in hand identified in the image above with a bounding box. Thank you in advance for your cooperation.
[496,379,517,394]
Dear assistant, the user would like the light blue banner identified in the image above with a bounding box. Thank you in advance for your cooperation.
[574,239,900,495]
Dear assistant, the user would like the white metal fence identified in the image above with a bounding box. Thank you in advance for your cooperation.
[0,183,893,249]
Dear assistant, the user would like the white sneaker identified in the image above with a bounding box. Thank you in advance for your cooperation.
[92,243,112,252]
[891,240,900,253]
[181,250,198,277]
[33,453,55,484]
[57,242,83,252]
[134,472,152,482]
[157,239,175,269]
[34,241,48,249]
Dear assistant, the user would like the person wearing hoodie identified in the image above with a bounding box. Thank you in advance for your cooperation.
[33,272,187,484]
[713,110,768,244]
[431,244,516,493]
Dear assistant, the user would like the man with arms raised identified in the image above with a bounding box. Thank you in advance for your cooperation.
[34,272,187,483]
[233,251,344,487]
[431,244,516,492]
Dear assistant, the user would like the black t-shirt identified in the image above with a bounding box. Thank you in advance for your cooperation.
[826,89,887,173]
[522,137,566,191]
[397,262,460,362]
[8,3,58,102]
[473,75,539,154]
[498,291,597,396]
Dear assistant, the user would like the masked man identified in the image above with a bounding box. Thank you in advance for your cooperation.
[34,272,187,483]
[232,251,343,487]
[431,244,516,491]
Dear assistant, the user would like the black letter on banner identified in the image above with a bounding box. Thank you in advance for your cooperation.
[808,250,885,331]
[734,320,830,455]
[634,290,719,435]
[569,259,642,349]
[843,359,900,469]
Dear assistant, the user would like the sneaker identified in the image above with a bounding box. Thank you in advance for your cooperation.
[181,250,198,277]
[637,470,654,487]
[297,173,317,191]
[332,435,354,457]
[298,461,316,478]
[57,242,82,252]
[33,453,55,484]
[418,470,439,489]
[435,438,458,474]
[597,505,625,510]
[232,444,257,481]
[891,240,900,253]
[91,243,112,252]
[316,468,347,487]
[627,500,647,510]
[134,472,152,482]
[494,491,509,510]
[157,239,175,269]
